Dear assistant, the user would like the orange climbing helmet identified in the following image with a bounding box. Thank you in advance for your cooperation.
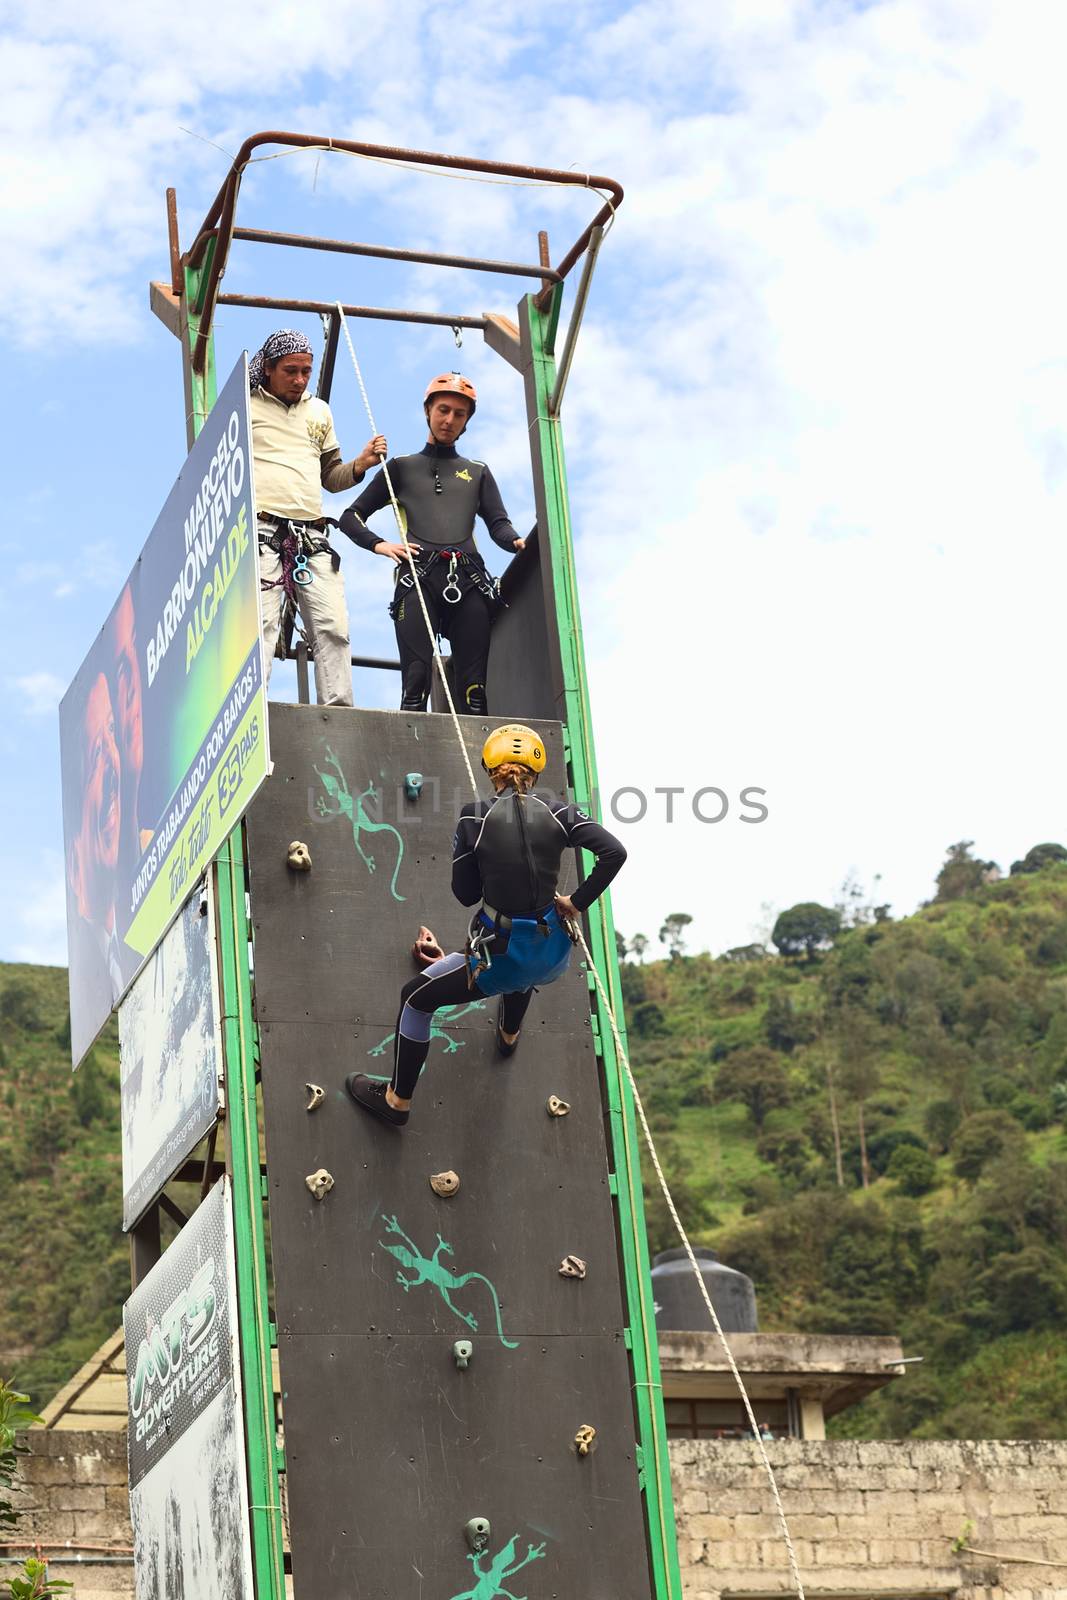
[481,724,546,776]
[424,372,477,417]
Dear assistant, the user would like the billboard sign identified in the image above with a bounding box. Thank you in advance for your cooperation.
[124,1178,254,1600]
[119,876,222,1231]
[60,355,268,1067]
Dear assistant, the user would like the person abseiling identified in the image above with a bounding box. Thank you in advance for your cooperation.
[250,329,386,707]
[345,724,626,1128]
[338,373,525,717]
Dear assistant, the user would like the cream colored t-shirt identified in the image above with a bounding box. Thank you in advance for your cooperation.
[250,387,362,520]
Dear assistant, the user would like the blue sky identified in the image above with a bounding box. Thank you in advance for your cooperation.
[4,0,1066,966]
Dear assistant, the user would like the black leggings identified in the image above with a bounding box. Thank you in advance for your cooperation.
[390,952,533,1099]
[393,565,492,714]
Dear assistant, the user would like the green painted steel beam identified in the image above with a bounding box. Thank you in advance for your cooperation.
[522,295,683,1600]
[183,259,285,1600]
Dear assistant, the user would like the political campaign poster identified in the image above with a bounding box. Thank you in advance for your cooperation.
[125,1178,254,1600]
[119,876,222,1231]
[60,354,268,1068]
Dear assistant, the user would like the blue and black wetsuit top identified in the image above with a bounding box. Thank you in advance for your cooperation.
[451,791,626,917]
[339,443,519,555]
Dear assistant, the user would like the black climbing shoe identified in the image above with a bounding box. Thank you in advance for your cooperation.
[495,999,521,1058]
[345,1073,409,1127]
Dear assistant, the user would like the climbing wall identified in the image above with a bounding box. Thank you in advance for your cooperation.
[247,704,654,1599]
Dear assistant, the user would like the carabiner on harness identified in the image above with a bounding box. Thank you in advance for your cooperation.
[287,521,315,587]
[467,912,494,976]
[442,552,463,605]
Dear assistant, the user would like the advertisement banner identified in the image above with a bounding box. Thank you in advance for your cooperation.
[60,355,268,1068]
[119,875,222,1231]
[124,1178,254,1600]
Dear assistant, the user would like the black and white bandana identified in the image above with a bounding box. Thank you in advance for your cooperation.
[248,329,313,392]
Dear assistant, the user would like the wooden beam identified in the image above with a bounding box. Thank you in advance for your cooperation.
[482,313,523,373]
[149,280,182,338]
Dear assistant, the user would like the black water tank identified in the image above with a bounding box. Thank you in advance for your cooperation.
[651,1248,758,1332]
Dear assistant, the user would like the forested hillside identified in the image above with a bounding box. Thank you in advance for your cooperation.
[623,843,1067,1438]
[0,965,126,1409]
[3,841,1067,1438]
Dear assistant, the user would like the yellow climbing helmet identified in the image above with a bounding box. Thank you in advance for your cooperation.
[481,724,546,775]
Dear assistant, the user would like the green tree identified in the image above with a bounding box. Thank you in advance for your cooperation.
[887,1143,939,1196]
[763,991,815,1053]
[978,1246,1067,1334]
[1010,842,1067,877]
[935,840,999,902]
[630,933,649,963]
[712,1047,791,1129]
[833,1007,883,1189]
[951,1110,1026,1183]
[0,984,41,1033]
[658,913,693,959]
[771,903,841,960]
[614,930,627,962]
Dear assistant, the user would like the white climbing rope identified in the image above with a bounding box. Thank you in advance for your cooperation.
[575,922,806,1600]
[334,302,480,797]
[337,305,803,1598]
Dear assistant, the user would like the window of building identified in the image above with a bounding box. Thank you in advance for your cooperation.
[663,1397,794,1440]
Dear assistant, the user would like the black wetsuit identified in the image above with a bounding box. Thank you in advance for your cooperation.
[339,444,519,714]
[388,791,626,1099]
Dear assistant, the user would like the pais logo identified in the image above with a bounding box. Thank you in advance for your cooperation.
[131,1257,219,1438]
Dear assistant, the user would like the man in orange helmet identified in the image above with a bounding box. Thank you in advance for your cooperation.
[339,373,525,716]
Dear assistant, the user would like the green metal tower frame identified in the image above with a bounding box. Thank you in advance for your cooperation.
[150,135,680,1600]
[178,255,288,1600]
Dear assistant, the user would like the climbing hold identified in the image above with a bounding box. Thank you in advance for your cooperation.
[430,1170,461,1198]
[404,771,424,802]
[546,1095,571,1117]
[453,1339,473,1369]
[559,1255,587,1280]
[412,925,445,967]
[287,840,312,872]
[574,1424,597,1457]
[305,1168,334,1201]
[464,1517,491,1553]
[305,1083,325,1113]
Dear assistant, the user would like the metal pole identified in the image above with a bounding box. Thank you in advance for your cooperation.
[548,225,605,417]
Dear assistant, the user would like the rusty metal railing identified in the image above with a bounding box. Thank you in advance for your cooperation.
[181,131,623,372]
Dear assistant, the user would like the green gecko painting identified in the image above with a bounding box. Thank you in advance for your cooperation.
[448,1534,547,1600]
[367,998,486,1057]
[313,745,405,901]
[378,1214,517,1349]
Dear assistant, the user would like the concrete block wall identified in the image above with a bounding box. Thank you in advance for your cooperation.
[672,1438,1067,1600]
[12,1431,1067,1599]
[7,1430,134,1598]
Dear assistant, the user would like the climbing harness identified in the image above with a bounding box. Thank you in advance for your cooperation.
[259,515,342,652]
[387,548,501,623]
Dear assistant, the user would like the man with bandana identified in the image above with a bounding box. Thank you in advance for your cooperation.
[249,329,386,706]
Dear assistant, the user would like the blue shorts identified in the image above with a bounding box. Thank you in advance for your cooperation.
[468,906,574,997]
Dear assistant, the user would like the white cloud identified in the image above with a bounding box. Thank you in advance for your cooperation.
[9,850,68,966]
[11,672,67,717]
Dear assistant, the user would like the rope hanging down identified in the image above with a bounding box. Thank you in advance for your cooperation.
[576,924,806,1600]
[335,303,479,797]
[335,306,803,1598]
